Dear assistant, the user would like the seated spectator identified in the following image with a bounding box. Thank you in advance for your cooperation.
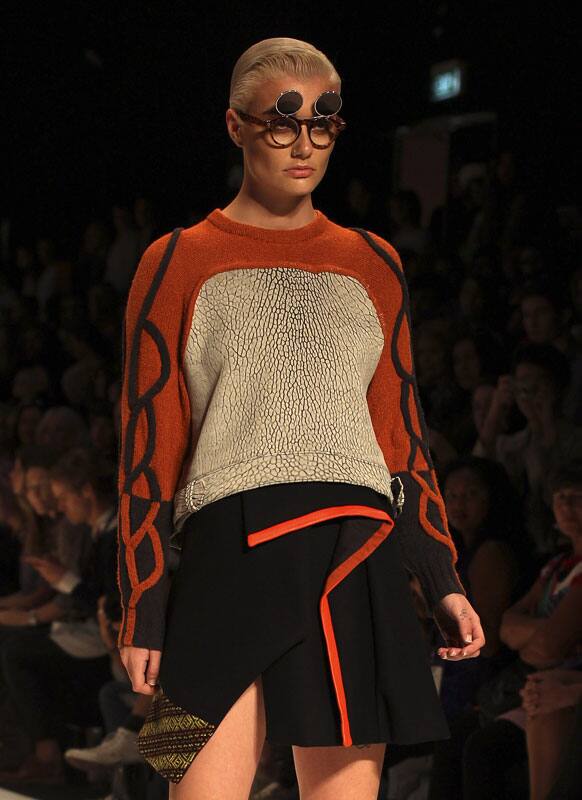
[518,281,571,352]
[11,364,50,405]
[457,274,503,331]
[481,343,582,555]
[87,401,117,459]
[0,471,22,596]
[103,204,141,295]
[471,380,497,457]
[388,189,430,255]
[426,457,529,799]
[74,220,112,294]
[11,399,45,447]
[0,445,91,770]
[35,404,90,450]
[1,444,91,615]
[63,593,148,775]
[450,329,508,452]
[415,319,466,447]
[462,459,582,799]
[0,446,118,784]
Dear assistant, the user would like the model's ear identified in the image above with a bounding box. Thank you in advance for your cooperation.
[226,109,244,149]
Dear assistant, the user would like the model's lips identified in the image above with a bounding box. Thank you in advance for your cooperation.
[285,166,315,177]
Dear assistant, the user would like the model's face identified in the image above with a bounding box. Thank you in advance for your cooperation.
[226,73,340,203]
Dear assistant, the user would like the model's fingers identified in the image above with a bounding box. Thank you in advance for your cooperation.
[459,618,485,656]
[124,648,157,694]
[146,650,161,687]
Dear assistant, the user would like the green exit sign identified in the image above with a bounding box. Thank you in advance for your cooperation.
[430,59,466,102]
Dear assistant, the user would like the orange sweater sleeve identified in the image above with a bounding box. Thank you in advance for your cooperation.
[355,228,467,612]
[116,228,191,649]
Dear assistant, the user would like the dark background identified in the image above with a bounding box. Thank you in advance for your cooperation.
[5,0,578,248]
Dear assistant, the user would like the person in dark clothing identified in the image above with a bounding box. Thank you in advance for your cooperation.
[0,446,119,785]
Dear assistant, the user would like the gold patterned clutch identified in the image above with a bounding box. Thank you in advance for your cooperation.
[137,688,217,784]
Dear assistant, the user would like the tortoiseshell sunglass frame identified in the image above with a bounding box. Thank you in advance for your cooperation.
[232,109,347,149]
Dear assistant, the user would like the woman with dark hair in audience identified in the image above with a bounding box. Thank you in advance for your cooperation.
[0,446,118,784]
[462,458,582,800]
[12,398,46,447]
[449,328,509,453]
[427,455,531,799]
[479,342,582,557]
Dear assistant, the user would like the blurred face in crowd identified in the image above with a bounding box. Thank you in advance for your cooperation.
[472,384,495,434]
[513,362,558,422]
[12,366,49,403]
[459,277,485,319]
[50,479,91,526]
[453,338,482,391]
[521,294,559,344]
[112,205,132,232]
[415,333,448,386]
[552,482,582,541]
[36,238,55,267]
[517,247,544,279]
[17,406,43,445]
[226,73,339,207]
[22,326,45,361]
[444,468,489,536]
[90,415,116,454]
[25,466,57,516]
[15,245,35,271]
[36,408,88,450]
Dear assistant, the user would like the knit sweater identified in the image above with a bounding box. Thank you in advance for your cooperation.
[117,208,467,650]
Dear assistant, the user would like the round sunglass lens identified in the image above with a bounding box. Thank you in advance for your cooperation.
[314,91,342,116]
[271,117,300,146]
[275,90,303,116]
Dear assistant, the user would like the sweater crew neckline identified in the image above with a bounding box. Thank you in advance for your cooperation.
[206,207,329,242]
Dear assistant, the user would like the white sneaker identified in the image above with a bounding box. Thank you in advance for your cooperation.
[64,727,142,769]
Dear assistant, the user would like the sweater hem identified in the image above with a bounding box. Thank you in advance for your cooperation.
[171,451,396,543]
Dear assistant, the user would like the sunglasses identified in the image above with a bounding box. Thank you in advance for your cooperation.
[233,89,347,149]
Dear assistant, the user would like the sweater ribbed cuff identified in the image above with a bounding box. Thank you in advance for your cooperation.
[391,470,467,613]
[408,537,466,612]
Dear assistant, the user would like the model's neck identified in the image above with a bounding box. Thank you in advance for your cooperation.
[221,189,316,230]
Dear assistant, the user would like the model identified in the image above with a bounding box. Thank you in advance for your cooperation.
[116,36,485,800]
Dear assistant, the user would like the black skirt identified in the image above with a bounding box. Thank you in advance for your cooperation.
[137,481,450,783]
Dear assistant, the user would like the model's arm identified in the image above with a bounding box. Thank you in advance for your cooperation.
[361,230,467,613]
[116,229,192,651]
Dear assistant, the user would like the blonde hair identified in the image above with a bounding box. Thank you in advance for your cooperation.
[229,37,341,111]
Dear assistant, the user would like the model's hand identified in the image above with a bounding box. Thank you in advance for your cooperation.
[119,646,162,695]
[433,593,485,661]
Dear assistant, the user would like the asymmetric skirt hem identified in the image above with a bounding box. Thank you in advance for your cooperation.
[137,481,450,784]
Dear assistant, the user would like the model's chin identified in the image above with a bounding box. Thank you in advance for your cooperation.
[279,174,321,193]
